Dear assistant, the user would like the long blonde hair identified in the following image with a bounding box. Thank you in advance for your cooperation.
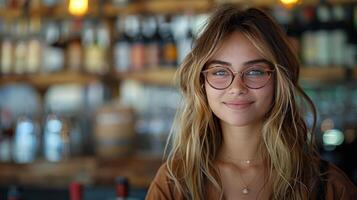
[166,5,319,200]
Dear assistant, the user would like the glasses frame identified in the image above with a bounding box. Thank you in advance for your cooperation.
[201,65,275,90]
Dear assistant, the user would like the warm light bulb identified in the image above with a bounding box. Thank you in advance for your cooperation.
[280,0,299,5]
[69,0,88,17]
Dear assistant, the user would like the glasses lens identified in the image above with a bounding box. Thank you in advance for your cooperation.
[206,67,232,89]
[204,65,272,89]
[243,66,271,89]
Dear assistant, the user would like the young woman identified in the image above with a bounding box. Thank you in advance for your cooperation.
[146,5,357,200]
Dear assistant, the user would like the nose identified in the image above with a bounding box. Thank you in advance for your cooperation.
[228,74,248,94]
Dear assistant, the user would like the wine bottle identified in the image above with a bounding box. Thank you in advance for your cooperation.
[114,16,131,73]
[69,182,83,200]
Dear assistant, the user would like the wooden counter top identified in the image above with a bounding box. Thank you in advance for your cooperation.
[0,154,163,189]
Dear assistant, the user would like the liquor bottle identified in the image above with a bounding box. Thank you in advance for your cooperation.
[13,19,28,74]
[329,5,348,67]
[115,176,128,200]
[43,114,70,162]
[174,15,193,65]
[158,15,177,68]
[115,176,139,200]
[0,21,14,74]
[42,20,65,73]
[315,4,331,67]
[13,116,38,163]
[69,182,83,200]
[26,17,42,74]
[301,6,318,67]
[96,21,110,73]
[128,16,145,71]
[142,16,160,69]
[83,21,96,73]
[83,20,109,74]
[114,16,131,73]
[66,19,83,72]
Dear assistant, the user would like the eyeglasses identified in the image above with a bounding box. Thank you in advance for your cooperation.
[201,65,275,90]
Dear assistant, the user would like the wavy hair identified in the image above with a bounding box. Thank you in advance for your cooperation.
[166,5,319,200]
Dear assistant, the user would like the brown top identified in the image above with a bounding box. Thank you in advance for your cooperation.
[145,162,357,200]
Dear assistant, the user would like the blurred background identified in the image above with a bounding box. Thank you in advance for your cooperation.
[0,0,356,199]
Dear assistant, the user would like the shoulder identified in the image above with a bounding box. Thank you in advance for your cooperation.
[145,162,183,200]
[325,162,357,200]
[151,163,171,183]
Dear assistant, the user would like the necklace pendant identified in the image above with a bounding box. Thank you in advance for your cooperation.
[242,187,249,195]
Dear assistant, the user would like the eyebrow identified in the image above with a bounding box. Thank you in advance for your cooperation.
[206,58,271,68]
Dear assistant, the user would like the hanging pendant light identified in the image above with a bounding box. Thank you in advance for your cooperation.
[68,0,88,17]
[280,0,300,9]
[280,0,299,6]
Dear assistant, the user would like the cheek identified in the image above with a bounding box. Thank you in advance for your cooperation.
[259,83,274,110]
[205,85,222,108]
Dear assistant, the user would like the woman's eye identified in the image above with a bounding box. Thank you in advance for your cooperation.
[245,69,266,76]
[212,69,229,76]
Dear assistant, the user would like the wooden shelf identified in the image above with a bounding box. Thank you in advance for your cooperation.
[0,4,100,19]
[29,5,100,18]
[1,0,354,19]
[123,67,355,86]
[0,0,211,19]
[0,69,177,89]
[328,0,357,4]
[104,0,211,15]
[118,68,177,86]
[215,0,356,6]
[0,72,101,89]
[2,67,354,89]
[0,8,21,18]
[299,67,345,82]
[0,154,163,188]
[0,157,96,187]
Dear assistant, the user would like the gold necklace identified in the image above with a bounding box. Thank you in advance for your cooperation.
[218,152,263,195]
[219,157,261,195]
[236,166,260,195]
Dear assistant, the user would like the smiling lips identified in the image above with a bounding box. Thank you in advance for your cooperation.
[223,101,254,110]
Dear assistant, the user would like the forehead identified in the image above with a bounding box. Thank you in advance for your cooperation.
[209,31,263,67]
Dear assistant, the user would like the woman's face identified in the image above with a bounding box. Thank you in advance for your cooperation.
[204,32,274,127]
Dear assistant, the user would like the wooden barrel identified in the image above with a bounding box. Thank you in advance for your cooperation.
[94,104,135,159]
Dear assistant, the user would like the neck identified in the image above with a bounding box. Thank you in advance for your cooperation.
[218,121,263,165]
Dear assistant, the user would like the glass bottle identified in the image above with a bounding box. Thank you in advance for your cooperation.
[13,19,28,74]
[43,114,69,162]
[0,21,14,74]
[128,16,145,71]
[83,20,109,74]
[42,20,65,73]
[26,17,42,74]
[142,16,160,69]
[69,181,83,200]
[66,19,83,72]
[158,15,177,68]
[115,176,139,200]
[113,16,131,73]
[12,116,38,163]
[115,176,128,200]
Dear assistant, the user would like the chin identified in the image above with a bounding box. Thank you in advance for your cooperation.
[220,115,264,127]
[222,118,256,127]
